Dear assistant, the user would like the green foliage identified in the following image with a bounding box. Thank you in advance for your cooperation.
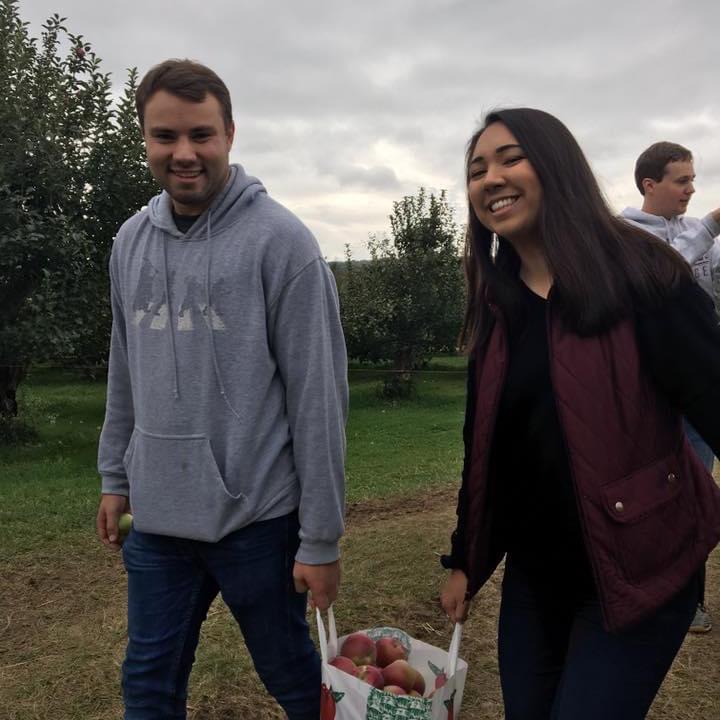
[75,68,159,368]
[0,1,157,416]
[341,188,465,375]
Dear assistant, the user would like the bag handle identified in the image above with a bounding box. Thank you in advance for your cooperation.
[316,606,463,674]
[446,621,463,676]
[316,605,339,664]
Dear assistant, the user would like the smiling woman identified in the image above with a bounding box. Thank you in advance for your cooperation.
[439,108,720,720]
[467,123,543,250]
[458,108,699,347]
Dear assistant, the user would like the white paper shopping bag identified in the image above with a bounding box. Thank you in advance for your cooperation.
[318,607,467,720]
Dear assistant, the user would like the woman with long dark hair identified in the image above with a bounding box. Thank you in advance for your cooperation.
[440,108,720,719]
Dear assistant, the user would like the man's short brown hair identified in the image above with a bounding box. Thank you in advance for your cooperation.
[135,59,233,130]
[634,141,693,195]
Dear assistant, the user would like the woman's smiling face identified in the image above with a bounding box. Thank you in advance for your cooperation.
[467,121,543,246]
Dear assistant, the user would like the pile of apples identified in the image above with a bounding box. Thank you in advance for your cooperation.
[329,631,428,697]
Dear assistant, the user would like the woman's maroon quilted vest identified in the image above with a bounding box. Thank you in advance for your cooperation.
[464,303,720,632]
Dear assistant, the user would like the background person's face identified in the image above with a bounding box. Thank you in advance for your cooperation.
[467,122,543,247]
[644,160,695,219]
[143,90,234,216]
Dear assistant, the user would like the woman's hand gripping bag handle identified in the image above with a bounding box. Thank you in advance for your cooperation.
[317,606,468,719]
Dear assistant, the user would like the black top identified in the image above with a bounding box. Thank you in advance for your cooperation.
[491,281,594,595]
[444,279,720,595]
[172,210,201,234]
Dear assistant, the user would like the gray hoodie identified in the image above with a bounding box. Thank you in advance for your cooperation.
[98,165,348,564]
[621,207,720,306]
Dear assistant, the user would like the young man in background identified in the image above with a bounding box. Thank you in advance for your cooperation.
[623,141,719,634]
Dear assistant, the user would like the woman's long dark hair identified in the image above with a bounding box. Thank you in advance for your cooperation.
[460,108,692,350]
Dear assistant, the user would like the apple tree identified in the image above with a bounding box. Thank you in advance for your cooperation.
[73,67,159,373]
[341,188,464,391]
[0,1,156,424]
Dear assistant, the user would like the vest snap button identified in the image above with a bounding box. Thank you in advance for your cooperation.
[614,501,624,512]
[667,473,676,483]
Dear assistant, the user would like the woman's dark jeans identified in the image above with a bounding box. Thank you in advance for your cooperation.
[498,557,697,720]
[121,512,320,720]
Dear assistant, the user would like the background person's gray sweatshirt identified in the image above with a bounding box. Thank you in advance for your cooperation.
[621,206,720,307]
[98,165,348,564]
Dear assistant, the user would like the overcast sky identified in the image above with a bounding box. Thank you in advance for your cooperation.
[23,0,720,260]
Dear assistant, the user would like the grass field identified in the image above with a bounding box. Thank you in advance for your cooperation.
[0,364,466,556]
[1,365,718,719]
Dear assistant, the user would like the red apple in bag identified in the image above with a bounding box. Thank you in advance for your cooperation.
[375,636,407,667]
[340,632,376,666]
[412,671,425,695]
[329,656,358,676]
[383,685,407,695]
[381,659,417,693]
[356,664,384,688]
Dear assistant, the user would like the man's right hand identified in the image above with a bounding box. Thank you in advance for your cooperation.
[96,493,130,550]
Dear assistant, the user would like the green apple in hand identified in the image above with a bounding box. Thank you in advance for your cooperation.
[118,513,133,538]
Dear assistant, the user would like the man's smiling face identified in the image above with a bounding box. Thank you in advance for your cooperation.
[143,89,235,215]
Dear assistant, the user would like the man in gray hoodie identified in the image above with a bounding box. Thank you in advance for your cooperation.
[622,142,720,306]
[95,59,348,719]
[622,141,719,635]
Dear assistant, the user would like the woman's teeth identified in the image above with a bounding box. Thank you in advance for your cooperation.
[490,197,518,213]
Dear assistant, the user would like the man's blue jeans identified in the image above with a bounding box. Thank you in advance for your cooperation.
[121,511,320,720]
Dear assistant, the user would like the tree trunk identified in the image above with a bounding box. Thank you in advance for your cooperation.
[0,365,27,419]
[380,348,416,399]
[393,347,415,374]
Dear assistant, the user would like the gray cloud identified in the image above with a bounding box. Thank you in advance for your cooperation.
[314,154,400,190]
[24,0,720,259]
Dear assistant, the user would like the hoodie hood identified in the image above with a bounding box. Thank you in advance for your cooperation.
[147,164,265,238]
[620,207,671,230]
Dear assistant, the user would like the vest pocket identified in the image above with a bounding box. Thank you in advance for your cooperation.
[123,426,247,541]
[600,453,697,585]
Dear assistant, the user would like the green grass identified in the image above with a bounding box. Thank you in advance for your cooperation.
[345,371,465,498]
[0,364,467,558]
[0,369,107,559]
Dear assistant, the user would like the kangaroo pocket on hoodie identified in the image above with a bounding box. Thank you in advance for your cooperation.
[123,426,248,541]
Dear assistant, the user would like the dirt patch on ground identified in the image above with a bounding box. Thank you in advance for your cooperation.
[1,486,718,719]
[346,484,458,526]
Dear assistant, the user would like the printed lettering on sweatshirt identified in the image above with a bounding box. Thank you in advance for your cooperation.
[131,257,226,331]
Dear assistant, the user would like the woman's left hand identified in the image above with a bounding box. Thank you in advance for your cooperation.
[441,569,471,623]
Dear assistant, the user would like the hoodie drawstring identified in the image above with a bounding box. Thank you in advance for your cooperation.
[205,213,243,420]
[159,199,245,416]
[162,231,180,400]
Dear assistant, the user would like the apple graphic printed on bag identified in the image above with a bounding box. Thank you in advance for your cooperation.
[444,689,457,720]
[321,683,345,720]
[428,660,447,690]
